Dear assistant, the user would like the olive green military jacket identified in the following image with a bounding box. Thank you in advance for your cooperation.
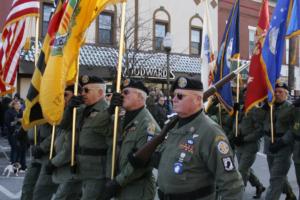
[61,98,112,179]
[115,107,160,199]
[158,111,244,199]
[51,127,73,184]
[236,107,265,152]
[27,124,52,164]
[263,101,294,155]
[293,107,300,164]
[206,103,234,142]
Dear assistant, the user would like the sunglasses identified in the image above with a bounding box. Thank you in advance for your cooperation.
[173,93,188,100]
[64,92,71,97]
[122,89,130,95]
[82,87,98,93]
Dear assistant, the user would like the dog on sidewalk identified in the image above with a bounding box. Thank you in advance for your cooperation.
[2,162,21,177]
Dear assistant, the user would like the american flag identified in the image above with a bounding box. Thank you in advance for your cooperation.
[0,0,39,96]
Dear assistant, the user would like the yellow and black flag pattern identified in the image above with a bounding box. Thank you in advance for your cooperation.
[22,0,66,129]
[40,0,126,125]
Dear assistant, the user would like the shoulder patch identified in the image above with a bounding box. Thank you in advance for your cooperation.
[294,122,300,130]
[222,157,235,172]
[147,122,156,135]
[147,122,156,141]
[215,135,226,142]
[217,141,230,154]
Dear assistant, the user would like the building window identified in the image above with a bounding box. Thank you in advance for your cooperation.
[98,12,114,45]
[249,28,256,58]
[155,22,168,51]
[42,3,54,38]
[190,27,202,55]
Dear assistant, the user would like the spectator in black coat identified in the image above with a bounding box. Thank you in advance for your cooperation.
[152,96,168,128]
[4,100,23,164]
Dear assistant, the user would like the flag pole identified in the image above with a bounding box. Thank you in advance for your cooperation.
[270,104,274,143]
[111,1,127,179]
[71,57,80,169]
[235,57,241,137]
[49,125,56,159]
[34,11,40,146]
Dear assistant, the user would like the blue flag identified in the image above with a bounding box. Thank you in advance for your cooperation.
[261,0,293,103]
[213,0,239,114]
[286,0,300,38]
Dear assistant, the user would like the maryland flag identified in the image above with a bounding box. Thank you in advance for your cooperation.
[22,0,66,129]
[40,0,125,125]
[244,0,269,113]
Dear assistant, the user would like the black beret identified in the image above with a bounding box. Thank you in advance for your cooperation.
[65,85,75,92]
[80,75,104,86]
[122,79,149,95]
[275,82,288,90]
[171,76,203,92]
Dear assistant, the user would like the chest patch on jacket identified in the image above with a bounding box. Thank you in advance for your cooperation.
[89,111,98,118]
[179,143,194,153]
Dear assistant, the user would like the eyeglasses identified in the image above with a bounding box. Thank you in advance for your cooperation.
[105,93,112,97]
[173,93,188,100]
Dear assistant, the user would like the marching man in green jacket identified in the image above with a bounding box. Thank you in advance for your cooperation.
[125,76,244,199]
[105,79,161,200]
[263,82,296,200]
[44,85,82,200]
[155,76,244,200]
[60,75,112,200]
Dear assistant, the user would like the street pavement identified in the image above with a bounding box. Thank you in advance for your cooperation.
[0,136,298,200]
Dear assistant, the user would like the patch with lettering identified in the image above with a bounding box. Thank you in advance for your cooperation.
[173,162,183,174]
[222,157,235,172]
[89,111,98,118]
[217,141,229,155]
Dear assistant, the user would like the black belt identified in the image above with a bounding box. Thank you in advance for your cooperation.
[77,147,107,156]
[158,185,214,200]
[294,134,300,141]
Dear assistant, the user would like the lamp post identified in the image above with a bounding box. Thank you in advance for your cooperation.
[163,32,172,99]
